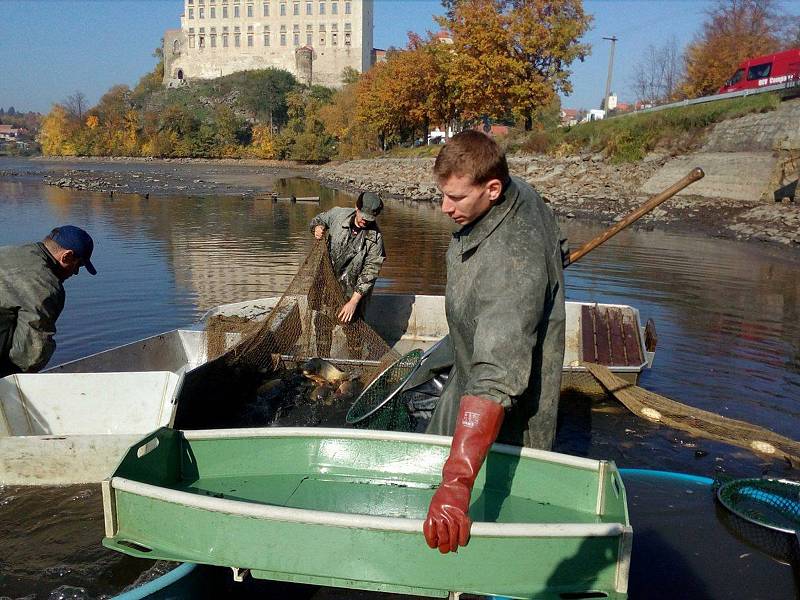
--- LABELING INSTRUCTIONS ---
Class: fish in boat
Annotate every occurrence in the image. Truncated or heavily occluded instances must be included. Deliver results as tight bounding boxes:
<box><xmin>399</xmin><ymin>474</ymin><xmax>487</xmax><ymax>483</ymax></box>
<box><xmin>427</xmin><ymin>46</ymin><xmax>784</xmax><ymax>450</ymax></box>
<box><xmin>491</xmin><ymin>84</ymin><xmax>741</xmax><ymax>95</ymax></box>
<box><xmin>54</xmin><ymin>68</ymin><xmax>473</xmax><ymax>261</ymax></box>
<box><xmin>301</xmin><ymin>358</ymin><xmax>349</xmax><ymax>386</ymax></box>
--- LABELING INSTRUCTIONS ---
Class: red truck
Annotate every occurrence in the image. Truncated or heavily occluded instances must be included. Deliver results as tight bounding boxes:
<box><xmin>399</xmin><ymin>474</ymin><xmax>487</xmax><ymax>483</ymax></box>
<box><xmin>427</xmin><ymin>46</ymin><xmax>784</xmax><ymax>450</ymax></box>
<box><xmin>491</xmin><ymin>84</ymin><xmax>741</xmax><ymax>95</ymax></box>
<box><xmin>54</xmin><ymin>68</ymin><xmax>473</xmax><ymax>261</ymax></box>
<box><xmin>718</xmin><ymin>48</ymin><xmax>800</xmax><ymax>94</ymax></box>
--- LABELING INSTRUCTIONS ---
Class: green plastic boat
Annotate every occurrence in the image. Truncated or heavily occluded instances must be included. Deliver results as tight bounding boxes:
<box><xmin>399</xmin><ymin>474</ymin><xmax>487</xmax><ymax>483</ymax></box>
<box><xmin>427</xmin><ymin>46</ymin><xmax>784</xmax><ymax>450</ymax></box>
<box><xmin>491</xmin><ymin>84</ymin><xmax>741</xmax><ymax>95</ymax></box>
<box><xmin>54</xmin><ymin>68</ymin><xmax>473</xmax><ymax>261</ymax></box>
<box><xmin>102</xmin><ymin>427</ymin><xmax>631</xmax><ymax>599</ymax></box>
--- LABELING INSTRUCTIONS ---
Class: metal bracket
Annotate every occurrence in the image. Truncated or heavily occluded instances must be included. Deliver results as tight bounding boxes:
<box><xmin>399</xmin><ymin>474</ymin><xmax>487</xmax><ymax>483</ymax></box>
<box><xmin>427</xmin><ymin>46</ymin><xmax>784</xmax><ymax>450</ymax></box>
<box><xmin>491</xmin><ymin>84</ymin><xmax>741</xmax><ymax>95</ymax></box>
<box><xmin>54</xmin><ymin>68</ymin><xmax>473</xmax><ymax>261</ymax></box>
<box><xmin>231</xmin><ymin>567</ymin><xmax>251</xmax><ymax>583</ymax></box>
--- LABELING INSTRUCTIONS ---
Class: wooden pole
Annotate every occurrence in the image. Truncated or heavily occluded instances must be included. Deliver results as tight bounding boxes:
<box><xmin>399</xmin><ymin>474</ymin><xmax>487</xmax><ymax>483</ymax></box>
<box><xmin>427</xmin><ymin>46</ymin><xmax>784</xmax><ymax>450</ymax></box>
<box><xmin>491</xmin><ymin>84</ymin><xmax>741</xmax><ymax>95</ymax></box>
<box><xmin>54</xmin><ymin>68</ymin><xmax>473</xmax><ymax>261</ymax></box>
<box><xmin>565</xmin><ymin>167</ymin><xmax>705</xmax><ymax>267</ymax></box>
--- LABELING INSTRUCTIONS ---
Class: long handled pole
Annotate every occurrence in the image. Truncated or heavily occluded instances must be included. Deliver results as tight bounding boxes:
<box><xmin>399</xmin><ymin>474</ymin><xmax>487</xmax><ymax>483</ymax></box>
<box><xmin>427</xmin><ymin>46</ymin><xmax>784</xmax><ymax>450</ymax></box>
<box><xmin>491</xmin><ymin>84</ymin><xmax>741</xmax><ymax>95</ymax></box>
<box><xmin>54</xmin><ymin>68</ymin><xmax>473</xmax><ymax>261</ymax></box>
<box><xmin>564</xmin><ymin>167</ymin><xmax>705</xmax><ymax>267</ymax></box>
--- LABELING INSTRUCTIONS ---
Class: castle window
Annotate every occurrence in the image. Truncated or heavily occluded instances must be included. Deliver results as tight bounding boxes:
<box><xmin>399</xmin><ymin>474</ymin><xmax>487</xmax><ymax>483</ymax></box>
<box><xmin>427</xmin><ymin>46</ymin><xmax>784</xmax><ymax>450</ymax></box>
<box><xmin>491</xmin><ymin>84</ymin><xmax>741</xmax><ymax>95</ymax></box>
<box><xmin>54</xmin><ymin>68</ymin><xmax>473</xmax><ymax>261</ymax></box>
<box><xmin>173</xmin><ymin>39</ymin><xmax>180</xmax><ymax>53</ymax></box>
<box><xmin>234</xmin><ymin>4</ymin><xmax>240</xmax><ymax>17</ymax></box>
<box><xmin>235</xmin><ymin>32</ymin><xmax>241</xmax><ymax>46</ymax></box>
<box><xmin>294</xmin><ymin>33</ymin><xmax>300</xmax><ymax>45</ymax></box>
<box><xmin>331</xmin><ymin>2</ymin><xmax>337</xmax><ymax>15</ymax></box>
<box><xmin>344</xmin><ymin>31</ymin><xmax>350</xmax><ymax>46</ymax></box>
<box><xmin>210</xmin><ymin>6</ymin><xmax>215</xmax><ymax>17</ymax></box>
<box><xmin>319</xmin><ymin>23</ymin><xmax>325</xmax><ymax>31</ymax></box>
<box><xmin>188</xmin><ymin>0</ymin><xmax>193</xmax><ymax>4</ymax></box>
<box><xmin>188</xmin><ymin>7</ymin><xmax>194</xmax><ymax>18</ymax></box>
<box><xmin>281</xmin><ymin>32</ymin><xmax>286</xmax><ymax>45</ymax></box>
<box><xmin>211</xmin><ymin>32</ymin><xmax>217</xmax><ymax>46</ymax></box>
<box><xmin>331</xmin><ymin>23</ymin><xmax>337</xmax><ymax>31</ymax></box>
<box><xmin>344</xmin><ymin>21</ymin><xmax>350</xmax><ymax>30</ymax></box>
<box><xmin>223</xmin><ymin>32</ymin><xmax>229</xmax><ymax>46</ymax></box>
<box><xmin>247</xmin><ymin>4</ymin><xmax>253</xmax><ymax>17</ymax></box>
<box><xmin>280</xmin><ymin>2</ymin><xmax>286</xmax><ymax>16</ymax></box>
<box><xmin>199</xmin><ymin>35</ymin><xmax>205</xmax><ymax>48</ymax></box>
<box><xmin>306</xmin><ymin>2</ymin><xmax>311</xmax><ymax>14</ymax></box>
<box><xmin>306</xmin><ymin>32</ymin><xmax>312</xmax><ymax>45</ymax></box>
<box><xmin>263</xmin><ymin>2</ymin><xmax>269</xmax><ymax>16</ymax></box>
<box><xmin>189</xmin><ymin>35</ymin><xmax>195</xmax><ymax>48</ymax></box>
<box><xmin>223</xmin><ymin>5</ymin><xmax>228</xmax><ymax>17</ymax></box>
<box><xmin>319</xmin><ymin>2</ymin><xmax>325</xmax><ymax>15</ymax></box>
<box><xmin>293</xmin><ymin>3</ymin><xmax>299</xmax><ymax>15</ymax></box>
<box><xmin>199</xmin><ymin>6</ymin><xmax>204</xmax><ymax>18</ymax></box>
<box><xmin>331</xmin><ymin>31</ymin><xmax>337</xmax><ymax>45</ymax></box>
<box><xmin>248</xmin><ymin>34</ymin><xmax>253</xmax><ymax>46</ymax></box>
<box><xmin>264</xmin><ymin>27</ymin><xmax>270</xmax><ymax>46</ymax></box>
<box><xmin>345</xmin><ymin>1</ymin><xmax>350</xmax><ymax>15</ymax></box>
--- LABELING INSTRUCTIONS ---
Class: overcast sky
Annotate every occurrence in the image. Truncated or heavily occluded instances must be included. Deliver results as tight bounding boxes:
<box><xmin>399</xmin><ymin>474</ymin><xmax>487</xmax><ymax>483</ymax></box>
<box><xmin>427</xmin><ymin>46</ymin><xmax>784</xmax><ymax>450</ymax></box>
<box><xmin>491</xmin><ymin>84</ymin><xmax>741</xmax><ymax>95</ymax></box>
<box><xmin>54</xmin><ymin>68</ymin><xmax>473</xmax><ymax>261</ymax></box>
<box><xmin>0</xmin><ymin>0</ymin><xmax>759</xmax><ymax>115</ymax></box>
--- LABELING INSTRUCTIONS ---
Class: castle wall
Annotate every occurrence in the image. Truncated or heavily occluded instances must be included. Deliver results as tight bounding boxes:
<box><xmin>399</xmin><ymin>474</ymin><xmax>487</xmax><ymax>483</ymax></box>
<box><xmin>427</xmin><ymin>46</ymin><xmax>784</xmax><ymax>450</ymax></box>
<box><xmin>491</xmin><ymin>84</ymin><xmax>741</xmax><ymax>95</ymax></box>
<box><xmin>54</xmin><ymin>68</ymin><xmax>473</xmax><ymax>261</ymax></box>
<box><xmin>163</xmin><ymin>0</ymin><xmax>373</xmax><ymax>89</ymax></box>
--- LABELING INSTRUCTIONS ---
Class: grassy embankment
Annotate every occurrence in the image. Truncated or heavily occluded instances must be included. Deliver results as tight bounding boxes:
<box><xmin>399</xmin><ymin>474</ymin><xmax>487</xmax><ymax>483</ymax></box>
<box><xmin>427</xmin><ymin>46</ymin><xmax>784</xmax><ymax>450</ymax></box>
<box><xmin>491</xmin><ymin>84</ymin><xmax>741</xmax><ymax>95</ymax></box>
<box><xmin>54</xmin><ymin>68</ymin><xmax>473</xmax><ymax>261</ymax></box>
<box><xmin>386</xmin><ymin>93</ymin><xmax>782</xmax><ymax>163</ymax></box>
<box><xmin>525</xmin><ymin>92</ymin><xmax>782</xmax><ymax>163</ymax></box>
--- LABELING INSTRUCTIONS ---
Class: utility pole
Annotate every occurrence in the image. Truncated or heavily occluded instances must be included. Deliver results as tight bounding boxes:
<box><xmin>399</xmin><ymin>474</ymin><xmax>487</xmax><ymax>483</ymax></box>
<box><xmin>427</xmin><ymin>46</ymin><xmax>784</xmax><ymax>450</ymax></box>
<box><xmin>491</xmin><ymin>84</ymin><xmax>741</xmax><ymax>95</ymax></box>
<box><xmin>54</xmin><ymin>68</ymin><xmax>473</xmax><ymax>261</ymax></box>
<box><xmin>602</xmin><ymin>36</ymin><xmax>618</xmax><ymax>114</ymax></box>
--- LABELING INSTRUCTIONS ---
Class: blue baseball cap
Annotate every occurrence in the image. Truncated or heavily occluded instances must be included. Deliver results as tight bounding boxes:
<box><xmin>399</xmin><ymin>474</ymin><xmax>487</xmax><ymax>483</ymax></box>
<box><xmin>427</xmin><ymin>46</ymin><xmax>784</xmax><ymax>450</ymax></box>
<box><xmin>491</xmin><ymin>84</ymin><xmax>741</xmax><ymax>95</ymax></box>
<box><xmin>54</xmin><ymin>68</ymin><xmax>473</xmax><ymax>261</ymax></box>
<box><xmin>51</xmin><ymin>225</ymin><xmax>97</xmax><ymax>275</ymax></box>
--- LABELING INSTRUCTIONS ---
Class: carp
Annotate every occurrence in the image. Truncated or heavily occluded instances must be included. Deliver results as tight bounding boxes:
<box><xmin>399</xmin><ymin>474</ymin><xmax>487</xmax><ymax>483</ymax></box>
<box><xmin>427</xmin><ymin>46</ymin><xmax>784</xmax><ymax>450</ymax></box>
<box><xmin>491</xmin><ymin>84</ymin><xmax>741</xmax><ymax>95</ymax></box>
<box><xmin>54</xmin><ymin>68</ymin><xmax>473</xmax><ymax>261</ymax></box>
<box><xmin>301</xmin><ymin>358</ymin><xmax>349</xmax><ymax>386</ymax></box>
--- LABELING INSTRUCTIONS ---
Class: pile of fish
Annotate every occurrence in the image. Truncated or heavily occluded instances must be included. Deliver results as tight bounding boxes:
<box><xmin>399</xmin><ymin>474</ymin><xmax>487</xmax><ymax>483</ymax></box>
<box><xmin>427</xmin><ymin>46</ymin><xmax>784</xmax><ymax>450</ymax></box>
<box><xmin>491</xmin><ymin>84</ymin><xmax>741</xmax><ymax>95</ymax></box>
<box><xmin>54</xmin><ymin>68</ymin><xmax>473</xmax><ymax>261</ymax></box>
<box><xmin>235</xmin><ymin>358</ymin><xmax>365</xmax><ymax>428</ymax></box>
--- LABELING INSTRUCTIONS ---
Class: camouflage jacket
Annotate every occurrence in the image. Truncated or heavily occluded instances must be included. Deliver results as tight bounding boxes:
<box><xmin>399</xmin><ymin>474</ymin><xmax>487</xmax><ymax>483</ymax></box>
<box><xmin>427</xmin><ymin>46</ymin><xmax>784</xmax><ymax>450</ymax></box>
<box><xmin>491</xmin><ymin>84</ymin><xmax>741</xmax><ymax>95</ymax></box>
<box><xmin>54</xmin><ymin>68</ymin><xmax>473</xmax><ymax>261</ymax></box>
<box><xmin>426</xmin><ymin>177</ymin><xmax>566</xmax><ymax>449</ymax></box>
<box><xmin>0</xmin><ymin>243</ymin><xmax>65</xmax><ymax>375</ymax></box>
<box><xmin>309</xmin><ymin>207</ymin><xmax>386</xmax><ymax>298</ymax></box>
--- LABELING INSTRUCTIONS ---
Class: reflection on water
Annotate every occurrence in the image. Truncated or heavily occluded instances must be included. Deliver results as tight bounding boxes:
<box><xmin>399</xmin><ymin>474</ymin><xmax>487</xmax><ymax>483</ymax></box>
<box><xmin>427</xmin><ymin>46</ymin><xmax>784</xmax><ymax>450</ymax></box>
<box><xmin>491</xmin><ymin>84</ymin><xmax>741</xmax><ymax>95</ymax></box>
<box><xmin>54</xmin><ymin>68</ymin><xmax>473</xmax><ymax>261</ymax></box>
<box><xmin>1</xmin><ymin>171</ymin><xmax>799</xmax><ymax>597</ymax></box>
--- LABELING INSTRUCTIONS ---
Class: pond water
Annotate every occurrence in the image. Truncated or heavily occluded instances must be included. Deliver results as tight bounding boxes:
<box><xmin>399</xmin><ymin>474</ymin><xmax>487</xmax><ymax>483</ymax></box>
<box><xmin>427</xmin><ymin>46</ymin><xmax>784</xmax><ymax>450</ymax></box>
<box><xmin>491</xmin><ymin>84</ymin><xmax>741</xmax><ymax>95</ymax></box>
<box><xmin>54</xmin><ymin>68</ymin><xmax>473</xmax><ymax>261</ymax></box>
<box><xmin>1</xmin><ymin>166</ymin><xmax>798</xmax><ymax>598</ymax></box>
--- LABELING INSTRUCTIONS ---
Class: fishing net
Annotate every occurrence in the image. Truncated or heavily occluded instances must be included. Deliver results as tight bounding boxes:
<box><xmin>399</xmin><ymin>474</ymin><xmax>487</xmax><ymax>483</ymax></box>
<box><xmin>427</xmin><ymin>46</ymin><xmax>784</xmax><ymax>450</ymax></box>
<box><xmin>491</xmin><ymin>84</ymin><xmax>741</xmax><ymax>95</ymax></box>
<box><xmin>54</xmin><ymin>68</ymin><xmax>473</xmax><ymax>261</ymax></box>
<box><xmin>346</xmin><ymin>348</ymin><xmax>423</xmax><ymax>431</ymax></box>
<box><xmin>203</xmin><ymin>239</ymin><xmax>400</xmax><ymax>403</ymax></box>
<box><xmin>584</xmin><ymin>362</ymin><xmax>800</xmax><ymax>468</ymax></box>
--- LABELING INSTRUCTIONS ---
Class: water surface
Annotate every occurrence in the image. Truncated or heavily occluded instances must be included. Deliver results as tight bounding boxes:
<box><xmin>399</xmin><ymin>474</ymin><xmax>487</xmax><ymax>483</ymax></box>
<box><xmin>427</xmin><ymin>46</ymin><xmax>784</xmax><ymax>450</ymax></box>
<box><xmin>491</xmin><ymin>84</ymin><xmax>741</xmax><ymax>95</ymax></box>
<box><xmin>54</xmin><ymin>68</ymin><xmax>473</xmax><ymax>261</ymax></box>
<box><xmin>1</xmin><ymin>167</ymin><xmax>798</xmax><ymax>598</ymax></box>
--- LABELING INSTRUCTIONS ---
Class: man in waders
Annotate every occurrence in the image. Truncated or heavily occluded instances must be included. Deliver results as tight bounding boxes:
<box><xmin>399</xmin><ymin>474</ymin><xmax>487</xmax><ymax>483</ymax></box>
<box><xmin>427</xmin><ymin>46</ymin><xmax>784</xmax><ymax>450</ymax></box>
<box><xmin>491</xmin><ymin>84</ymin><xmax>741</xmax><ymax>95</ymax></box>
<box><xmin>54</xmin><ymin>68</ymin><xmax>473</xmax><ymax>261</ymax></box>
<box><xmin>309</xmin><ymin>192</ymin><xmax>386</xmax><ymax>355</ymax></box>
<box><xmin>423</xmin><ymin>131</ymin><xmax>566</xmax><ymax>553</ymax></box>
<box><xmin>0</xmin><ymin>226</ymin><xmax>97</xmax><ymax>377</ymax></box>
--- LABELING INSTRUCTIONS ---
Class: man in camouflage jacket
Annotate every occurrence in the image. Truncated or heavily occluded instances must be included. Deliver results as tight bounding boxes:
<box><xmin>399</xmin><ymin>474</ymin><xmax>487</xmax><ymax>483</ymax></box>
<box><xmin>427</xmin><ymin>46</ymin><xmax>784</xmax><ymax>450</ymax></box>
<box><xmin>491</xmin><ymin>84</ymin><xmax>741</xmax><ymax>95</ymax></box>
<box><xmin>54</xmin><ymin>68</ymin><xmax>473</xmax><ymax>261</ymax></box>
<box><xmin>308</xmin><ymin>192</ymin><xmax>386</xmax><ymax>354</ymax></box>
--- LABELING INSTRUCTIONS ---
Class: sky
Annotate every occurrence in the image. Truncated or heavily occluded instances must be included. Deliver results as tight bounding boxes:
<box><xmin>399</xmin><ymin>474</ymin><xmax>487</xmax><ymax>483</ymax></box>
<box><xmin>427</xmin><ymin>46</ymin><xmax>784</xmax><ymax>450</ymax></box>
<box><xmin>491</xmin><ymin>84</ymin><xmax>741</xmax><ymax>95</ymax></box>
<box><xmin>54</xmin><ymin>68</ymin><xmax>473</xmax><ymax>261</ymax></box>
<box><xmin>0</xmin><ymin>0</ymin><xmax>772</xmax><ymax>115</ymax></box>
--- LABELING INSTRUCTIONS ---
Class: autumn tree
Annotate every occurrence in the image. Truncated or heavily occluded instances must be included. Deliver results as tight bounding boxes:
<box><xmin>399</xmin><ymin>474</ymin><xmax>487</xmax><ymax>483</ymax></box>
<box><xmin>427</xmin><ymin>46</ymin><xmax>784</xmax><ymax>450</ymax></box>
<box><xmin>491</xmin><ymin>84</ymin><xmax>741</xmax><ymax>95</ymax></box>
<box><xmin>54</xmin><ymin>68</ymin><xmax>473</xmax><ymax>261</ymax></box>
<box><xmin>440</xmin><ymin>0</ymin><xmax>591</xmax><ymax>129</ymax></box>
<box><xmin>40</xmin><ymin>105</ymin><xmax>78</xmax><ymax>155</ymax></box>
<box><xmin>682</xmin><ymin>0</ymin><xmax>786</xmax><ymax>97</ymax></box>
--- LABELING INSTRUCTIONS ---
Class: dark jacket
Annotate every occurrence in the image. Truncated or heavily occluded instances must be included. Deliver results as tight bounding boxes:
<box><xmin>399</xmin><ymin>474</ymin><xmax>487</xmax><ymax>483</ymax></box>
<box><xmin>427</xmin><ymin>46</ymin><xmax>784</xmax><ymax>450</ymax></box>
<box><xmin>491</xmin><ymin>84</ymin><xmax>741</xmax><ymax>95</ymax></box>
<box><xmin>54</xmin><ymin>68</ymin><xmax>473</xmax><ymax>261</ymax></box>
<box><xmin>426</xmin><ymin>177</ymin><xmax>566</xmax><ymax>450</ymax></box>
<box><xmin>309</xmin><ymin>207</ymin><xmax>386</xmax><ymax>299</ymax></box>
<box><xmin>0</xmin><ymin>243</ymin><xmax>65</xmax><ymax>376</ymax></box>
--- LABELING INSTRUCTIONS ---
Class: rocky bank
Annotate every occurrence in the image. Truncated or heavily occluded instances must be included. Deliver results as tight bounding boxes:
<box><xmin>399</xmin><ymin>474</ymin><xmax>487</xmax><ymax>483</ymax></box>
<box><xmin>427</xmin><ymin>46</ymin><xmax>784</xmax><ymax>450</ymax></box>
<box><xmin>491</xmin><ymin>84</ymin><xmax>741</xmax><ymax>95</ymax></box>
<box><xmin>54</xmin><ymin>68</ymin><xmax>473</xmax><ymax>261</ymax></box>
<box><xmin>318</xmin><ymin>155</ymin><xmax>800</xmax><ymax>247</ymax></box>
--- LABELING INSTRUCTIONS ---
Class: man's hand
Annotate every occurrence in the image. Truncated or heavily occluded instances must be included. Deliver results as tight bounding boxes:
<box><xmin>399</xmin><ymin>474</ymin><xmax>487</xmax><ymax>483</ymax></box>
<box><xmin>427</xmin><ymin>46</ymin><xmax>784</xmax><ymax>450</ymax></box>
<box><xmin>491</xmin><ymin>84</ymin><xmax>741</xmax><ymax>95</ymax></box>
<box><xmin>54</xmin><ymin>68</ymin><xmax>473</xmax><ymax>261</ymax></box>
<box><xmin>337</xmin><ymin>298</ymin><xmax>359</xmax><ymax>323</ymax></box>
<box><xmin>314</xmin><ymin>225</ymin><xmax>326</xmax><ymax>240</ymax></box>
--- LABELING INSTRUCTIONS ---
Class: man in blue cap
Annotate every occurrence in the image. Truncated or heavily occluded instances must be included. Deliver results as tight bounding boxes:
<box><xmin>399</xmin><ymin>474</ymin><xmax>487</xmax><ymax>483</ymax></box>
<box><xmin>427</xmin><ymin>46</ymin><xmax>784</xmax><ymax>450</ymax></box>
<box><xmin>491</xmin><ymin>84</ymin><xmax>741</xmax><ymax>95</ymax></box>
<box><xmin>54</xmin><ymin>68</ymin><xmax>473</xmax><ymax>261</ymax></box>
<box><xmin>0</xmin><ymin>226</ymin><xmax>97</xmax><ymax>377</ymax></box>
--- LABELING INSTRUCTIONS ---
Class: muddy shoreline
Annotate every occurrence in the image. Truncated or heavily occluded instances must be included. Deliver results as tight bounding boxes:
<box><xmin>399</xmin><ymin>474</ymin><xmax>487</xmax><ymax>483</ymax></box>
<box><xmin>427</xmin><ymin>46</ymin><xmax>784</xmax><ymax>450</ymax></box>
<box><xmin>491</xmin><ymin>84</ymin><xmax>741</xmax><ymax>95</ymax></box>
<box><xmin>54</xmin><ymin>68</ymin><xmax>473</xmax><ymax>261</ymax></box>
<box><xmin>2</xmin><ymin>155</ymin><xmax>799</xmax><ymax>251</ymax></box>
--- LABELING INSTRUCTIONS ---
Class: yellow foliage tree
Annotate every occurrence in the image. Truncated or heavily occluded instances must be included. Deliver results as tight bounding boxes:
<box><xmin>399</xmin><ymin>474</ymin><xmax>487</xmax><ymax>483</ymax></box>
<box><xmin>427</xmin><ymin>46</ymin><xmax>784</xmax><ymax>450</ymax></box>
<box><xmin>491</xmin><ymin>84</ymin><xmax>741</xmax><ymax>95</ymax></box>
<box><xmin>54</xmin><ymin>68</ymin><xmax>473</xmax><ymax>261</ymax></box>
<box><xmin>85</xmin><ymin>115</ymin><xmax>99</xmax><ymax>129</ymax></box>
<box><xmin>682</xmin><ymin>0</ymin><xmax>784</xmax><ymax>98</ymax></box>
<box><xmin>250</xmin><ymin>124</ymin><xmax>276</xmax><ymax>158</ymax></box>
<box><xmin>40</xmin><ymin>105</ymin><xmax>78</xmax><ymax>156</ymax></box>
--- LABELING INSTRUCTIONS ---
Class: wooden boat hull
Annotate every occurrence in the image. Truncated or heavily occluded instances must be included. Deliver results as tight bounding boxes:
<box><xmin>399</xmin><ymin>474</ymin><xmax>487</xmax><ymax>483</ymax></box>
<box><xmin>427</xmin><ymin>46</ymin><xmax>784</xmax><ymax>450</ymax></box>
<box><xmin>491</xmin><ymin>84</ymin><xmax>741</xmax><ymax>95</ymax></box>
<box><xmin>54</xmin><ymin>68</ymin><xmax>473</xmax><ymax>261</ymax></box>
<box><xmin>103</xmin><ymin>427</ymin><xmax>631</xmax><ymax>599</ymax></box>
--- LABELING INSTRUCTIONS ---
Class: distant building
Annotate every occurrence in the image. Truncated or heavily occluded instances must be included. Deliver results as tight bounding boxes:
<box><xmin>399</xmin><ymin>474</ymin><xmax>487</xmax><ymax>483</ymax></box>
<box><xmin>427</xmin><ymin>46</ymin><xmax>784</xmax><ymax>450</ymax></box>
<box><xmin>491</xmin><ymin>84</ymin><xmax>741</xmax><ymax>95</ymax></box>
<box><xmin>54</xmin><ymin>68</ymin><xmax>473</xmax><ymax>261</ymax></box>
<box><xmin>0</xmin><ymin>125</ymin><xmax>24</xmax><ymax>142</ymax></box>
<box><xmin>371</xmin><ymin>47</ymin><xmax>386</xmax><ymax>63</ymax></box>
<box><xmin>163</xmin><ymin>0</ymin><xmax>374</xmax><ymax>89</ymax></box>
<box><xmin>560</xmin><ymin>108</ymin><xmax>578</xmax><ymax>127</ymax></box>
<box><xmin>433</xmin><ymin>30</ymin><xmax>452</xmax><ymax>45</ymax></box>
<box><xmin>581</xmin><ymin>109</ymin><xmax>605</xmax><ymax>123</ymax></box>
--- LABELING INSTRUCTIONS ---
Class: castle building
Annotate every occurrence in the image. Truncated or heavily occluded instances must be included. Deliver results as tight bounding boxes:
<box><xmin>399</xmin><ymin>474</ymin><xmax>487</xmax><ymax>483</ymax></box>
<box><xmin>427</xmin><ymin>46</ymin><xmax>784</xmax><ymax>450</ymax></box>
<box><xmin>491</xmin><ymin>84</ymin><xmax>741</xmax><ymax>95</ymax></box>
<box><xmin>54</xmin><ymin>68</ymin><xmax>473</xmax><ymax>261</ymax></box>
<box><xmin>163</xmin><ymin>0</ymin><xmax>374</xmax><ymax>89</ymax></box>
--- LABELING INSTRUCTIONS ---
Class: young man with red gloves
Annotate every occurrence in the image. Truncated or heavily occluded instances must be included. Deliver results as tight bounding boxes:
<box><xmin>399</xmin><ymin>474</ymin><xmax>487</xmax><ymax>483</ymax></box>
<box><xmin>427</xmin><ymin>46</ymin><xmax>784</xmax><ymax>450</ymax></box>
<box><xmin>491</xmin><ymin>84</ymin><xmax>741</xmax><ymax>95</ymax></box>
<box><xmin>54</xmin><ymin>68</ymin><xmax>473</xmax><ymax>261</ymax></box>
<box><xmin>423</xmin><ymin>130</ymin><xmax>566</xmax><ymax>553</ymax></box>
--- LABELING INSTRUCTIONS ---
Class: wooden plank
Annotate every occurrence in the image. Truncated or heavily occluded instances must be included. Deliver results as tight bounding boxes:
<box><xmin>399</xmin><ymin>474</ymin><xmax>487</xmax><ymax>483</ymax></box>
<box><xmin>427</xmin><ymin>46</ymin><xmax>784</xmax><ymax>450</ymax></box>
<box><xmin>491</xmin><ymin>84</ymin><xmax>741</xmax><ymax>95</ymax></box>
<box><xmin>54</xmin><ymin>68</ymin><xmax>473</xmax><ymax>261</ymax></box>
<box><xmin>621</xmin><ymin>312</ymin><xmax>644</xmax><ymax>366</ymax></box>
<box><xmin>606</xmin><ymin>308</ymin><xmax>627</xmax><ymax>366</ymax></box>
<box><xmin>581</xmin><ymin>305</ymin><xmax>597</xmax><ymax>363</ymax></box>
<box><xmin>593</xmin><ymin>307</ymin><xmax>612</xmax><ymax>365</ymax></box>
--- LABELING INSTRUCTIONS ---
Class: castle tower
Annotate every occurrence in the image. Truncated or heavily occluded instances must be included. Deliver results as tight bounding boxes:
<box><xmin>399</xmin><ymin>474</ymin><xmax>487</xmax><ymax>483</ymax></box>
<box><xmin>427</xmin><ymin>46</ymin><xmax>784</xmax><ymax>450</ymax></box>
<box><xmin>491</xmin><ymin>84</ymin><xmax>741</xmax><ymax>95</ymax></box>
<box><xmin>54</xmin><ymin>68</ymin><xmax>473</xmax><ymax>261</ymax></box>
<box><xmin>163</xmin><ymin>0</ymin><xmax>374</xmax><ymax>89</ymax></box>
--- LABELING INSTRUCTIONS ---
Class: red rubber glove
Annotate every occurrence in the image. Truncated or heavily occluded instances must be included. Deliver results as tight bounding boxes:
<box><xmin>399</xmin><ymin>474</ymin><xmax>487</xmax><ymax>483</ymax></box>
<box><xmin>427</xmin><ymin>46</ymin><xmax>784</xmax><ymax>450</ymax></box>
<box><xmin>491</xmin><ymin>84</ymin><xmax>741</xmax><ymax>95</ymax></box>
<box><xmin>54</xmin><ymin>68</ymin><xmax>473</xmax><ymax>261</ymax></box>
<box><xmin>423</xmin><ymin>395</ymin><xmax>504</xmax><ymax>553</ymax></box>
